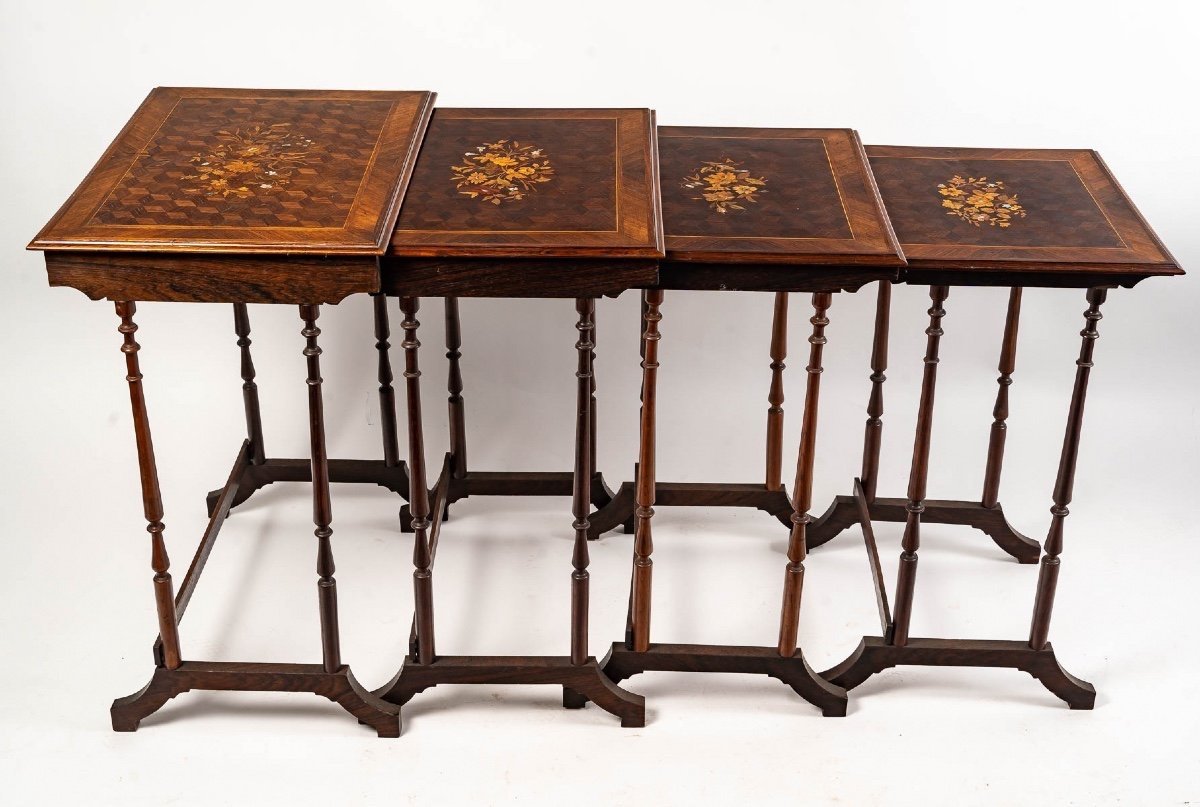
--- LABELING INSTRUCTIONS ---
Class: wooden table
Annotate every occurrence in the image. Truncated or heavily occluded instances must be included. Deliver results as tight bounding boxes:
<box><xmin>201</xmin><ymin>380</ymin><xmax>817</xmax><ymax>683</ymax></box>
<box><xmin>585</xmin><ymin>127</ymin><xmax>905</xmax><ymax>715</ymax></box>
<box><xmin>368</xmin><ymin>107</ymin><xmax>663</xmax><ymax>727</ymax></box>
<box><xmin>31</xmin><ymin>88</ymin><xmax>1184</xmax><ymax>733</ymax></box>
<box><xmin>812</xmin><ymin>146</ymin><xmax>1181</xmax><ymax>707</ymax></box>
<box><xmin>29</xmin><ymin>87</ymin><xmax>436</xmax><ymax>736</ymax></box>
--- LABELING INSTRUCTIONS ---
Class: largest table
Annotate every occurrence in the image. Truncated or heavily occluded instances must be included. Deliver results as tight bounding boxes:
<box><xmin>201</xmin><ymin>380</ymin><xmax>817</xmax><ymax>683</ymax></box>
<box><xmin>29</xmin><ymin>87</ymin><xmax>438</xmax><ymax>736</ymax></box>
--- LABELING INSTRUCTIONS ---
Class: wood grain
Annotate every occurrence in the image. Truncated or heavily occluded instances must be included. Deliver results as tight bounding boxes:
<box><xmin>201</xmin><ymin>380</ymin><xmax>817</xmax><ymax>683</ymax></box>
<box><xmin>867</xmin><ymin>145</ymin><xmax>1181</xmax><ymax>276</ymax></box>
<box><xmin>30</xmin><ymin>87</ymin><xmax>434</xmax><ymax>254</ymax></box>
<box><xmin>658</xmin><ymin>127</ymin><xmax>903</xmax><ymax>266</ymax></box>
<box><xmin>380</xmin><ymin>257</ymin><xmax>655</xmax><ymax>299</ymax></box>
<box><xmin>45</xmin><ymin>251</ymin><xmax>378</xmax><ymax>304</ymax></box>
<box><xmin>391</xmin><ymin>108</ymin><xmax>663</xmax><ymax>259</ymax></box>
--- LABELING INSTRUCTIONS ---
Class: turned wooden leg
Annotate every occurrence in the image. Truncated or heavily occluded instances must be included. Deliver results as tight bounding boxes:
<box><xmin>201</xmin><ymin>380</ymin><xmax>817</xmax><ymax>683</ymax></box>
<box><xmin>590</xmin><ymin>314</ymin><xmax>599</xmax><ymax>484</ymax></box>
<box><xmin>765</xmin><ymin>292</ymin><xmax>788</xmax><ymax>491</ymax></box>
<box><xmin>982</xmin><ymin>287</ymin><xmax>1022</xmax><ymax>508</ymax></box>
<box><xmin>114</xmin><ymin>302</ymin><xmax>182</xmax><ymax>670</ymax></box>
<box><xmin>373</xmin><ymin>294</ymin><xmax>402</xmax><ymax>469</ymax></box>
<box><xmin>232</xmin><ymin>303</ymin><xmax>266</xmax><ymax>465</ymax></box>
<box><xmin>571</xmin><ymin>298</ymin><xmax>598</xmax><ymax>665</ymax></box>
<box><xmin>861</xmin><ymin>281</ymin><xmax>891</xmax><ymax>503</ymax></box>
<box><xmin>630</xmin><ymin>290</ymin><xmax>663</xmax><ymax>653</ymax></box>
<box><xmin>1030</xmin><ymin>288</ymin><xmax>1107</xmax><ymax>649</ymax></box>
<box><xmin>891</xmin><ymin>286</ymin><xmax>949</xmax><ymax>647</ymax></box>
<box><xmin>777</xmin><ymin>293</ymin><xmax>831</xmax><ymax>656</ymax></box>
<box><xmin>806</xmin><ymin>281</ymin><xmax>889</xmax><ymax>551</ymax></box>
<box><xmin>401</xmin><ymin>297</ymin><xmax>436</xmax><ymax>664</ymax></box>
<box><xmin>299</xmin><ymin>305</ymin><xmax>342</xmax><ymax>673</ymax></box>
<box><xmin>445</xmin><ymin>296</ymin><xmax>467</xmax><ymax>480</ymax></box>
<box><xmin>618</xmin><ymin>294</ymin><xmax>655</xmax><ymax>646</ymax></box>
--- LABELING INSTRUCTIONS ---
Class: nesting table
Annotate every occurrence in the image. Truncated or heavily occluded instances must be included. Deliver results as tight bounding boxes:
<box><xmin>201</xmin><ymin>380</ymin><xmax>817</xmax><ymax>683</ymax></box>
<box><xmin>30</xmin><ymin>87</ymin><xmax>438</xmax><ymax>736</ymax></box>
<box><xmin>812</xmin><ymin>146</ymin><xmax>1181</xmax><ymax>706</ymax></box>
<box><xmin>30</xmin><ymin>87</ymin><xmax>1182</xmax><ymax>735</ymax></box>
<box><xmin>366</xmin><ymin>107</ymin><xmax>663</xmax><ymax>728</ymax></box>
<box><xmin>588</xmin><ymin>127</ymin><xmax>903</xmax><ymax>715</ymax></box>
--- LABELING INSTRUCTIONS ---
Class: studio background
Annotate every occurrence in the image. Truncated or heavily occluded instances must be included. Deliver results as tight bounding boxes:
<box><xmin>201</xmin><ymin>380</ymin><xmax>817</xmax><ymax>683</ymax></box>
<box><xmin>1</xmin><ymin>1</ymin><xmax>1196</xmax><ymax>804</ymax></box>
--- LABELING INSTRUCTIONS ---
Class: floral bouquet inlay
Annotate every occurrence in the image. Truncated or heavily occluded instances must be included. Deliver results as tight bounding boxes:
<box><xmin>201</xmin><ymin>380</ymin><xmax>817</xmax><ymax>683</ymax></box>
<box><xmin>181</xmin><ymin>124</ymin><xmax>313</xmax><ymax>200</ymax></box>
<box><xmin>451</xmin><ymin>140</ymin><xmax>554</xmax><ymax>205</ymax></box>
<box><xmin>937</xmin><ymin>175</ymin><xmax>1026</xmax><ymax>228</ymax></box>
<box><xmin>682</xmin><ymin>157</ymin><xmax>767</xmax><ymax>214</ymax></box>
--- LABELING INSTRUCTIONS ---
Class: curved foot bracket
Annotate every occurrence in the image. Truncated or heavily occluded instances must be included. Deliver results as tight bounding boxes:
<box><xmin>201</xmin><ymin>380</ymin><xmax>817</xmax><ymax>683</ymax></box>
<box><xmin>206</xmin><ymin>458</ymin><xmax>411</xmax><ymax>517</ymax></box>
<box><xmin>808</xmin><ymin>495</ymin><xmax>1040</xmax><ymax>563</ymax></box>
<box><xmin>110</xmin><ymin>661</ymin><xmax>401</xmax><ymax>736</ymax></box>
<box><xmin>587</xmin><ymin>641</ymin><xmax>846</xmax><ymax>717</ymax></box>
<box><xmin>822</xmin><ymin>636</ymin><xmax>1095</xmax><ymax>709</ymax></box>
<box><xmin>588</xmin><ymin>482</ymin><xmax>636</xmax><ymax>539</ymax></box>
<box><xmin>807</xmin><ymin>496</ymin><xmax>860</xmax><ymax>550</ymax></box>
<box><xmin>374</xmin><ymin>655</ymin><xmax>645</xmax><ymax>728</ymax></box>
<box><xmin>400</xmin><ymin>470</ymin><xmax>616</xmax><ymax>533</ymax></box>
<box><xmin>588</xmin><ymin>481</ymin><xmax>794</xmax><ymax>540</ymax></box>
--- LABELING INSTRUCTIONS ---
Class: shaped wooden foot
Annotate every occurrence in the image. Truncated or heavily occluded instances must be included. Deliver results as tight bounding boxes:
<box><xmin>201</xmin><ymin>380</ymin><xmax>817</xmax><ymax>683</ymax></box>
<box><xmin>111</xmin><ymin>661</ymin><xmax>402</xmax><ymax>736</ymax></box>
<box><xmin>821</xmin><ymin>636</ymin><xmax>1095</xmax><ymax>709</ymax></box>
<box><xmin>373</xmin><ymin>656</ymin><xmax>645</xmax><ymax>727</ymax></box>
<box><xmin>206</xmin><ymin>458</ymin><xmax>412</xmax><ymax>516</ymax></box>
<box><xmin>591</xmin><ymin>642</ymin><xmax>847</xmax><ymax>717</ymax></box>
<box><xmin>807</xmin><ymin>495</ymin><xmax>1040</xmax><ymax>563</ymax></box>
<box><xmin>398</xmin><ymin>470</ymin><xmax>616</xmax><ymax>532</ymax></box>
<box><xmin>587</xmin><ymin>479</ymin><xmax>794</xmax><ymax>540</ymax></box>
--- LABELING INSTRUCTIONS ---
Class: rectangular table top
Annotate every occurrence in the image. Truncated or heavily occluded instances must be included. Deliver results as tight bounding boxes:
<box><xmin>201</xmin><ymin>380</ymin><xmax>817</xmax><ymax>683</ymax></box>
<box><xmin>29</xmin><ymin>87</ymin><xmax>435</xmax><ymax>255</ymax></box>
<box><xmin>657</xmin><ymin>127</ymin><xmax>903</xmax><ymax>268</ymax></box>
<box><xmin>27</xmin><ymin>89</ymin><xmax>1182</xmax><ymax>302</ymax></box>
<box><xmin>389</xmin><ymin>108</ymin><xmax>664</xmax><ymax>260</ymax></box>
<box><xmin>866</xmin><ymin>145</ymin><xmax>1181</xmax><ymax>279</ymax></box>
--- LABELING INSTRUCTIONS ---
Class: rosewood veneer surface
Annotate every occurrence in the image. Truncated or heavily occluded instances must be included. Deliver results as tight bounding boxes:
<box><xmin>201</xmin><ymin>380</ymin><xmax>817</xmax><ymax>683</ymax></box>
<box><xmin>866</xmin><ymin>145</ymin><xmax>1180</xmax><ymax>285</ymax></box>
<box><xmin>30</xmin><ymin>87</ymin><xmax>435</xmax><ymax>303</ymax></box>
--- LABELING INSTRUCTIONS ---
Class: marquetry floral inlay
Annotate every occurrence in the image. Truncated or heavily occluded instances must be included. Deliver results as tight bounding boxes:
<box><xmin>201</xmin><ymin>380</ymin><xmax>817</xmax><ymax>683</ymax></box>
<box><xmin>181</xmin><ymin>124</ymin><xmax>313</xmax><ymax>200</ymax></box>
<box><xmin>451</xmin><ymin>140</ymin><xmax>554</xmax><ymax>205</ymax></box>
<box><xmin>937</xmin><ymin>175</ymin><xmax>1026</xmax><ymax>228</ymax></box>
<box><xmin>682</xmin><ymin>157</ymin><xmax>767</xmax><ymax>214</ymax></box>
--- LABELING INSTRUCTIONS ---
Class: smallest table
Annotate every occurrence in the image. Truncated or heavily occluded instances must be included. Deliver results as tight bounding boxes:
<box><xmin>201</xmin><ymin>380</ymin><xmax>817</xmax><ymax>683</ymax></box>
<box><xmin>817</xmin><ymin>146</ymin><xmax>1181</xmax><ymax>707</ymax></box>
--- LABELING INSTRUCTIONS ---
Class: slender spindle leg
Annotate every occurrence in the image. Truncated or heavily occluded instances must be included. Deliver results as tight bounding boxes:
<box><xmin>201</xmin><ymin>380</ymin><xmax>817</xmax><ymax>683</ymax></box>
<box><xmin>373</xmin><ymin>294</ymin><xmax>401</xmax><ymax>469</ymax></box>
<box><xmin>1030</xmin><ymin>288</ymin><xmax>1106</xmax><ymax>650</ymax></box>
<box><xmin>629</xmin><ymin>290</ymin><xmax>664</xmax><ymax>653</ymax></box>
<box><xmin>233</xmin><ymin>303</ymin><xmax>266</xmax><ymax>465</ymax></box>
<box><xmin>590</xmin><ymin>316</ymin><xmax>599</xmax><ymax>483</ymax></box>
<box><xmin>571</xmin><ymin>298</ymin><xmax>598</xmax><ymax>665</ymax></box>
<box><xmin>765</xmin><ymin>292</ymin><xmax>788</xmax><ymax>491</ymax></box>
<box><xmin>777</xmin><ymin>293</ymin><xmax>832</xmax><ymax>656</ymax></box>
<box><xmin>890</xmin><ymin>286</ymin><xmax>949</xmax><ymax>647</ymax></box>
<box><xmin>981</xmin><ymin>287</ymin><xmax>1023</xmax><ymax>508</ymax></box>
<box><xmin>620</xmin><ymin>294</ymin><xmax>655</xmax><ymax>643</ymax></box>
<box><xmin>623</xmin><ymin>292</ymin><xmax>653</xmax><ymax>536</ymax></box>
<box><xmin>401</xmin><ymin>297</ymin><xmax>436</xmax><ymax>664</ymax></box>
<box><xmin>861</xmin><ymin>281</ymin><xmax>891</xmax><ymax>503</ymax></box>
<box><xmin>115</xmin><ymin>302</ymin><xmax>182</xmax><ymax>670</ymax></box>
<box><xmin>445</xmin><ymin>296</ymin><xmax>467</xmax><ymax>480</ymax></box>
<box><xmin>299</xmin><ymin>305</ymin><xmax>342</xmax><ymax>673</ymax></box>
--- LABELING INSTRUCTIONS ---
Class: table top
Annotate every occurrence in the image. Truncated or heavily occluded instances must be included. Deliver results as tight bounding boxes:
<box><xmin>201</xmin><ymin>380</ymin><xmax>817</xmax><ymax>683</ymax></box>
<box><xmin>389</xmin><ymin>108</ymin><xmax>664</xmax><ymax>260</ymax></box>
<box><xmin>657</xmin><ymin>127</ymin><xmax>903</xmax><ymax>268</ymax></box>
<box><xmin>29</xmin><ymin>87</ymin><xmax>435</xmax><ymax>255</ymax></box>
<box><xmin>866</xmin><ymin>146</ymin><xmax>1181</xmax><ymax>279</ymax></box>
<box><xmin>28</xmin><ymin>90</ymin><xmax>1182</xmax><ymax>302</ymax></box>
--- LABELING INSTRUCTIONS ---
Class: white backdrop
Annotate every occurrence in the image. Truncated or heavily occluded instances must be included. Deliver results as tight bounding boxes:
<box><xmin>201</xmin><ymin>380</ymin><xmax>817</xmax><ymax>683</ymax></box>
<box><xmin>2</xmin><ymin>1</ymin><xmax>1198</xmax><ymax>804</ymax></box>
